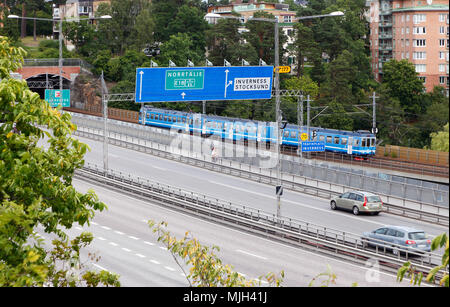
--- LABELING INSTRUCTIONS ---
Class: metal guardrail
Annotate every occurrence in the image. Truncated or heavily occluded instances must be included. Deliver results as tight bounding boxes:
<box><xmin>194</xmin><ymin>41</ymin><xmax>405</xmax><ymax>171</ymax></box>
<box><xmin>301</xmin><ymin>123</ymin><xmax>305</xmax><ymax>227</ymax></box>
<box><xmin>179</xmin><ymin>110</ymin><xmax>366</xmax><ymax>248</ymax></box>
<box><xmin>75</xmin><ymin>164</ymin><xmax>447</xmax><ymax>284</ymax></box>
<box><xmin>68</xmin><ymin>111</ymin><xmax>449</xmax><ymax>208</ymax></box>
<box><xmin>71</xmin><ymin>121</ymin><xmax>449</xmax><ymax>226</ymax></box>
<box><xmin>23</xmin><ymin>58</ymin><xmax>94</xmax><ymax>71</ymax></box>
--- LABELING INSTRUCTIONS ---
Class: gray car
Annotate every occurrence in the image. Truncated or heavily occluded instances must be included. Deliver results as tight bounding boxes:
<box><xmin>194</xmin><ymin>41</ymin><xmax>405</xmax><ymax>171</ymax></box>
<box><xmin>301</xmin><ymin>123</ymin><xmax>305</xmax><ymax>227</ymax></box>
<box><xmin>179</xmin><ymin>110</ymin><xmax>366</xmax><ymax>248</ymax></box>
<box><xmin>362</xmin><ymin>226</ymin><xmax>431</xmax><ymax>255</ymax></box>
<box><xmin>330</xmin><ymin>191</ymin><xmax>383</xmax><ymax>215</ymax></box>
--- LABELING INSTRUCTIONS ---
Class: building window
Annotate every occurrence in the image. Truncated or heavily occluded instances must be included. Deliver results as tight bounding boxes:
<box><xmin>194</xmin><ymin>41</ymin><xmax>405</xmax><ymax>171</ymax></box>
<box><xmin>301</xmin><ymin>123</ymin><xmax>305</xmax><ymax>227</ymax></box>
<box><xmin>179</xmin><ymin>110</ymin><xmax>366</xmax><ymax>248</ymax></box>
<box><xmin>413</xmin><ymin>39</ymin><xmax>426</xmax><ymax>47</ymax></box>
<box><xmin>284</xmin><ymin>16</ymin><xmax>292</xmax><ymax>23</ymax></box>
<box><xmin>413</xmin><ymin>26</ymin><xmax>426</xmax><ymax>34</ymax></box>
<box><xmin>415</xmin><ymin>64</ymin><xmax>426</xmax><ymax>73</ymax></box>
<box><xmin>439</xmin><ymin>51</ymin><xmax>448</xmax><ymax>60</ymax></box>
<box><xmin>440</xmin><ymin>26</ymin><xmax>445</xmax><ymax>34</ymax></box>
<box><xmin>439</xmin><ymin>76</ymin><xmax>446</xmax><ymax>84</ymax></box>
<box><xmin>439</xmin><ymin>64</ymin><xmax>449</xmax><ymax>73</ymax></box>
<box><xmin>439</xmin><ymin>39</ymin><xmax>446</xmax><ymax>47</ymax></box>
<box><xmin>439</xmin><ymin>14</ymin><xmax>449</xmax><ymax>23</ymax></box>
<box><xmin>419</xmin><ymin>76</ymin><xmax>426</xmax><ymax>84</ymax></box>
<box><xmin>413</xmin><ymin>14</ymin><xmax>426</xmax><ymax>24</ymax></box>
<box><xmin>413</xmin><ymin>52</ymin><xmax>426</xmax><ymax>60</ymax></box>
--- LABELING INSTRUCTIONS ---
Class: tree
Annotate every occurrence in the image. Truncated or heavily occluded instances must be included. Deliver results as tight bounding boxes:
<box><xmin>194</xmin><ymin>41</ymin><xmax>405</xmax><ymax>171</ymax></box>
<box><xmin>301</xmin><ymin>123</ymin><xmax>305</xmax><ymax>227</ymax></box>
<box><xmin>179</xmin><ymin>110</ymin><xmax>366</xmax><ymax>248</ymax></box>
<box><xmin>0</xmin><ymin>36</ymin><xmax>119</xmax><ymax>286</ymax></box>
<box><xmin>381</xmin><ymin>59</ymin><xmax>426</xmax><ymax>120</ymax></box>
<box><xmin>429</xmin><ymin>123</ymin><xmax>449</xmax><ymax>152</ymax></box>
<box><xmin>166</xmin><ymin>4</ymin><xmax>209</xmax><ymax>56</ymax></box>
<box><xmin>157</xmin><ymin>32</ymin><xmax>204</xmax><ymax>67</ymax></box>
<box><xmin>206</xmin><ymin>17</ymin><xmax>258</xmax><ymax>66</ymax></box>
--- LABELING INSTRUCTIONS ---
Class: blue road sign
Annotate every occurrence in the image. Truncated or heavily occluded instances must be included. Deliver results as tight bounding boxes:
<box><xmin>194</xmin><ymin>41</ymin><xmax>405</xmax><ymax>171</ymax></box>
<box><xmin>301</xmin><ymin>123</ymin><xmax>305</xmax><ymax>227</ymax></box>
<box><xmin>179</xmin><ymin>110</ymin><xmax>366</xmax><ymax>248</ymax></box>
<box><xmin>135</xmin><ymin>66</ymin><xmax>273</xmax><ymax>103</ymax></box>
<box><xmin>301</xmin><ymin>141</ymin><xmax>325</xmax><ymax>152</ymax></box>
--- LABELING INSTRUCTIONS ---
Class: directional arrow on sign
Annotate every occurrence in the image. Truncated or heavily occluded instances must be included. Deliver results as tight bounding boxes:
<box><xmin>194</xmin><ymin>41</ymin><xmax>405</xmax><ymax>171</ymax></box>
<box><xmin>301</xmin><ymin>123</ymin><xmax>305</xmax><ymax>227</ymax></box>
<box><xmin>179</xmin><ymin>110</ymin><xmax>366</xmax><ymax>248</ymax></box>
<box><xmin>181</xmin><ymin>92</ymin><xmax>186</xmax><ymax>99</ymax></box>
<box><xmin>224</xmin><ymin>69</ymin><xmax>233</xmax><ymax>98</ymax></box>
<box><xmin>139</xmin><ymin>71</ymin><xmax>144</xmax><ymax>100</ymax></box>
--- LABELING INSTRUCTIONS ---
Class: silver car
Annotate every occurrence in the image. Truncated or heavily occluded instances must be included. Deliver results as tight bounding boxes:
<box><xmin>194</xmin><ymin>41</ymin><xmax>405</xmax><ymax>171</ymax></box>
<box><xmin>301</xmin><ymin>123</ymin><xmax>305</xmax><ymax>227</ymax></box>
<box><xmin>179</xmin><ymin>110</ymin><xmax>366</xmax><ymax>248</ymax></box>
<box><xmin>362</xmin><ymin>226</ymin><xmax>431</xmax><ymax>255</ymax></box>
<box><xmin>330</xmin><ymin>191</ymin><xmax>383</xmax><ymax>215</ymax></box>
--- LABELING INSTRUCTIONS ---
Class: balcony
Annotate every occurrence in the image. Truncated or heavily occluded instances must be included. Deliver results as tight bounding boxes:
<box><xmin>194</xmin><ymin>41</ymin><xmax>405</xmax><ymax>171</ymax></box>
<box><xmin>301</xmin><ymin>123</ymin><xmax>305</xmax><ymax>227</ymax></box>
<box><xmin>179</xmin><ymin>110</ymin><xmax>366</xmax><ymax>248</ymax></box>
<box><xmin>379</xmin><ymin>33</ymin><xmax>393</xmax><ymax>39</ymax></box>
<box><xmin>379</xmin><ymin>22</ymin><xmax>392</xmax><ymax>27</ymax></box>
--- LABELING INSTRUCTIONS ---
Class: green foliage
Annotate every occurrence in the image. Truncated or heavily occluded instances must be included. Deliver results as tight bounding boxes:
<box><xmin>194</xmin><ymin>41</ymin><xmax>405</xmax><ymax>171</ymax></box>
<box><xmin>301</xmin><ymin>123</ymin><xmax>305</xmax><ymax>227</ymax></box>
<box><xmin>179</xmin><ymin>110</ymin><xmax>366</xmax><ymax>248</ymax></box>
<box><xmin>148</xmin><ymin>220</ymin><xmax>284</xmax><ymax>287</ymax></box>
<box><xmin>0</xmin><ymin>36</ymin><xmax>119</xmax><ymax>287</ymax></box>
<box><xmin>382</xmin><ymin>59</ymin><xmax>426</xmax><ymax>119</ymax></box>
<box><xmin>157</xmin><ymin>33</ymin><xmax>205</xmax><ymax>67</ymax></box>
<box><xmin>397</xmin><ymin>233</ymin><xmax>449</xmax><ymax>287</ymax></box>
<box><xmin>429</xmin><ymin>123</ymin><xmax>449</xmax><ymax>152</ymax></box>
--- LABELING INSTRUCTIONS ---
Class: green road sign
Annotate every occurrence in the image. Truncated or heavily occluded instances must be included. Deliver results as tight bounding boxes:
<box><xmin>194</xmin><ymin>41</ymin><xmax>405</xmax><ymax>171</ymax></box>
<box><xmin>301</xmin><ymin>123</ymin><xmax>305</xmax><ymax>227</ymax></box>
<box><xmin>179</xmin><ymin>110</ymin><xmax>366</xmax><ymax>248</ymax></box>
<box><xmin>165</xmin><ymin>69</ymin><xmax>205</xmax><ymax>90</ymax></box>
<box><xmin>45</xmin><ymin>89</ymin><xmax>70</xmax><ymax>107</ymax></box>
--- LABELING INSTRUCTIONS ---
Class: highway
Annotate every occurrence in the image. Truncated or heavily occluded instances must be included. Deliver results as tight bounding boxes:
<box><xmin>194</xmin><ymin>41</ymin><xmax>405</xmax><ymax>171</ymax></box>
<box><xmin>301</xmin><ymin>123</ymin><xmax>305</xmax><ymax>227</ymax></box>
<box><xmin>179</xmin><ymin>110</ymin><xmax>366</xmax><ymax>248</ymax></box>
<box><xmin>34</xmin><ymin>132</ymin><xmax>447</xmax><ymax>286</ymax></box>
<box><xmin>38</xmin><ymin>177</ymin><xmax>417</xmax><ymax>287</ymax></box>
<box><xmin>75</xmin><ymin>134</ymin><xmax>447</xmax><ymax>239</ymax></box>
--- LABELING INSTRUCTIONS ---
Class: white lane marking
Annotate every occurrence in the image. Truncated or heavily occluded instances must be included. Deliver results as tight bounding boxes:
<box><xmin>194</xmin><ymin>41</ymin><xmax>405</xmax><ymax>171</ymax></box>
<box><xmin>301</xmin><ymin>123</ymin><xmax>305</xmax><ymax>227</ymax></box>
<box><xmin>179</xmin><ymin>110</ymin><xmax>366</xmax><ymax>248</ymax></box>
<box><xmin>128</xmin><ymin>236</ymin><xmax>139</xmax><ymax>240</ymax></box>
<box><xmin>114</xmin><ymin>231</ymin><xmax>125</xmax><ymax>235</ymax></box>
<box><xmin>73</xmin><ymin>177</ymin><xmax>437</xmax><ymax>286</ymax></box>
<box><xmin>109</xmin><ymin>242</ymin><xmax>118</xmax><ymax>247</ymax></box>
<box><xmin>236</xmin><ymin>249</ymin><xmax>268</xmax><ymax>260</ymax></box>
<box><xmin>122</xmin><ymin>248</ymin><xmax>131</xmax><ymax>252</ymax></box>
<box><xmin>101</xmin><ymin>226</ymin><xmax>111</xmax><ymax>230</ymax></box>
<box><xmin>209</xmin><ymin>180</ymin><xmax>387</xmax><ymax>227</ymax></box>
<box><xmin>93</xmin><ymin>263</ymin><xmax>109</xmax><ymax>271</ymax></box>
<box><xmin>97</xmin><ymin>237</ymin><xmax>106</xmax><ymax>241</ymax></box>
<box><xmin>151</xmin><ymin>166</ymin><xmax>167</xmax><ymax>171</ymax></box>
<box><xmin>144</xmin><ymin>241</ymin><xmax>155</xmax><ymax>246</ymax></box>
<box><xmin>159</xmin><ymin>246</ymin><xmax>167</xmax><ymax>251</ymax></box>
<box><xmin>135</xmin><ymin>253</ymin><xmax>146</xmax><ymax>258</ymax></box>
<box><xmin>164</xmin><ymin>266</ymin><xmax>176</xmax><ymax>271</ymax></box>
<box><xmin>75</xmin><ymin>226</ymin><xmax>83</xmax><ymax>231</ymax></box>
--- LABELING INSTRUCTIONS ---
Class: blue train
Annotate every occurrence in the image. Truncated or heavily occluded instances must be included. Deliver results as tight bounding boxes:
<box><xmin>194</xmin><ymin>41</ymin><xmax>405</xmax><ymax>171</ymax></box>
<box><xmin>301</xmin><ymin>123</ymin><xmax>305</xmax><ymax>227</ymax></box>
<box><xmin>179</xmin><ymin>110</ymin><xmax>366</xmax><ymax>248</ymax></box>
<box><xmin>139</xmin><ymin>106</ymin><xmax>376</xmax><ymax>156</ymax></box>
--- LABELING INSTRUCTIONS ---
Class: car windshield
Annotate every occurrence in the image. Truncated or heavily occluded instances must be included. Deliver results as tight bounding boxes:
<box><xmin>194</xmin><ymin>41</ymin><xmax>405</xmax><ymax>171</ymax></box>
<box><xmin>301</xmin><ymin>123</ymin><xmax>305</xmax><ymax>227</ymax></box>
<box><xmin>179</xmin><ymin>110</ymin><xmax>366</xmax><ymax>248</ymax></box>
<box><xmin>408</xmin><ymin>232</ymin><xmax>427</xmax><ymax>240</ymax></box>
<box><xmin>367</xmin><ymin>196</ymin><xmax>381</xmax><ymax>202</ymax></box>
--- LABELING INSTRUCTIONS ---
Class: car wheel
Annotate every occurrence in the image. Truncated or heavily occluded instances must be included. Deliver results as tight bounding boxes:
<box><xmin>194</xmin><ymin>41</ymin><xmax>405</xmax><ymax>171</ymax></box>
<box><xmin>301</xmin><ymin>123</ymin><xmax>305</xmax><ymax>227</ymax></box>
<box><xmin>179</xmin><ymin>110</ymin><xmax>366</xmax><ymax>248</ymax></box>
<box><xmin>352</xmin><ymin>206</ymin><xmax>360</xmax><ymax>215</ymax></box>
<box><xmin>330</xmin><ymin>201</ymin><xmax>337</xmax><ymax>210</ymax></box>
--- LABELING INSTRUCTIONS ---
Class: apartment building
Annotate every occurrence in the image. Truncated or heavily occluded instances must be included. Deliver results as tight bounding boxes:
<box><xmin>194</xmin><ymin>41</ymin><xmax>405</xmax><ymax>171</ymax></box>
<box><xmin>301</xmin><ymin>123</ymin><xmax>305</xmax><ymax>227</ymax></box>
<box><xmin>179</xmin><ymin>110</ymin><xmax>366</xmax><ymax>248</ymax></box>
<box><xmin>206</xmin><ymin>0</ymin><xmax>299</xmax><ymax>66</ymax></box>
<box><xmin>368</xmin><ymin>0</ymin><xmax>449</xmax><ymax>95</ymax></box>
<box><xmin>52</xmin><ymin>0</ymin><xmax>110</xmax><ymax>35</ymax></box>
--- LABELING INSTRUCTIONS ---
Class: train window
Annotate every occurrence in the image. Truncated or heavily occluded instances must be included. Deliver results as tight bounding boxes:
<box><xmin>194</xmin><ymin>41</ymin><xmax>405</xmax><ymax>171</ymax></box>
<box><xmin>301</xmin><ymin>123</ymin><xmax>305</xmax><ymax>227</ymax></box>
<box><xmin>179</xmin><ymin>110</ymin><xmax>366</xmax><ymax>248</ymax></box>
<box><xmin>164</xmin><ymin>116</ymin><xmax>168</xmax><ymax>121</ymax></box>
<box><xmin>146</xmin><ymin>113</ymin><xmax>150</xmax><ymax>119</ymax></box>
<box><xmin>362</xmin><ymin>138</ymin><xmax>366</xmax><ymax>147</ymax></box>
<box><xmin>319</xmin><ymin>135</ymin><xmax>325</xmax><ymax>142</ymax></box>
<box><xmin>182</xmin><ymin>117</ymin><xmax>186</xmax><ymax>123</ymax></box>
<box><xmin>334</xmin><ymin>137</ymin><xmax>340</xmax><ymax>144</ymax></box>
<box><xmin>354</xmin><ymin>139</ymin><xmax>359</xmax><ymax>146</ymax></box>
<box><xmin>371</xmin><ymin>138</ymin><xmax>375</xmax><ymax>147</ymax></box>
<box><xmin>151</xmin><ymin>114</ymin><xmax>154</xmax><ymax>120</ymax></box>
<box><xmin>284</xmin><ymin>130</ymin><xmax>290</xmax><ymax>138</ymax></box>
<box><xmin>291</xmin><ymin>131</ymin><xmax>297</xmax><ymax>138</ymax></box>
<box><xmin>159</xmin><ymin>114</ymin><xmax>162</xmax><ymax>120</ymax></box>
<box><xmin>326</xmin><ymin>136</ymin><xmax>332</xmax><ymax>143</ymax></box>
<box><xmin>189</xmin><ymin>118</ymin><xmax>193</xmax><ymax>125</ymax></box>
<box><xmin>218</xmin><ymin>123</ymin><xmax>222</xmax><ymax>130</ymax></box>
<box><xmin>341</xmin><ymin>138</ymin><xmax>347</xmax><ymax>145</ymax></box>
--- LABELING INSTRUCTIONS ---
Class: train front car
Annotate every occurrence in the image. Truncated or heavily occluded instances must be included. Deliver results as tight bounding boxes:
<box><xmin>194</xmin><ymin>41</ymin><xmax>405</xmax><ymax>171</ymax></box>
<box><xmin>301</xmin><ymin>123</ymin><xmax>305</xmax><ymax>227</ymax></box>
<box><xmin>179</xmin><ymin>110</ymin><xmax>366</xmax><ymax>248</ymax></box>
<box><xmin>353</xmin><ymin>130</ymin><xmax>377</xmax><ymax>157</ymax></box>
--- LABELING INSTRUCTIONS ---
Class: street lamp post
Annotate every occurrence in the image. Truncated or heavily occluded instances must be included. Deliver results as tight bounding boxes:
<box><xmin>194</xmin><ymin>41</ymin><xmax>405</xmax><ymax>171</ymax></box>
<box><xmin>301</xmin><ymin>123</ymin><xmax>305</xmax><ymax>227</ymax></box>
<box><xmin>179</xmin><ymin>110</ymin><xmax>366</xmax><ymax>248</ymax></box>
<box><xmin>206</xmin><ymin>11</ymin><xmax>344</xmax><ymax>221</ymax></box>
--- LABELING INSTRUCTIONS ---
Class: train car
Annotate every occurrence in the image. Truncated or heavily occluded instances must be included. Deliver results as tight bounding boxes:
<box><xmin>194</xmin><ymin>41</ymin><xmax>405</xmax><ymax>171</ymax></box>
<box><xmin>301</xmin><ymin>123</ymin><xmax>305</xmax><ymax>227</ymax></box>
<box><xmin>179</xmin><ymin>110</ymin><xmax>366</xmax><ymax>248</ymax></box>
<box><xmin>139</xmin><ymin>106</ymin><xmax>376</xmax><ymax>157</ymax></box>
